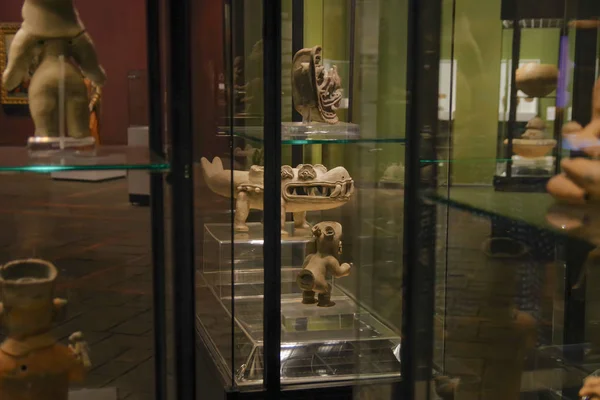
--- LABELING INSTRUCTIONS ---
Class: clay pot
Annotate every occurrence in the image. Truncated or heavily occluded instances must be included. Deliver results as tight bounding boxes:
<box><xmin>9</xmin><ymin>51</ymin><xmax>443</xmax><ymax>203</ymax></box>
<box><xmin>503</xmin><ymin>138</ymin><xmax>556</xmax><ymax>158</ymax></box>
<box><xmin>515</xmin><ymin>63</ymin><xmax>559</xmax><ymax>98</ymax></box>
<box><xmin>526</xmin><ymin>117</ymin><xmax>546</xmax><ymax>130</ymax></box>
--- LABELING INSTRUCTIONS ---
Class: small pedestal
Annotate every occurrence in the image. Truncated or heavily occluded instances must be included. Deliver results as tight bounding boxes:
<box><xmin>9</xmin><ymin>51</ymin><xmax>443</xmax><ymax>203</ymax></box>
<box><xmin>281</xmin><ymin>121</ymin><xmax>360</xmax><ymax>138</ymax></box>
<box><xmin>28</xmin><ymin>136</ymin><xmax>96</xmax><ymax>155</ymax></box>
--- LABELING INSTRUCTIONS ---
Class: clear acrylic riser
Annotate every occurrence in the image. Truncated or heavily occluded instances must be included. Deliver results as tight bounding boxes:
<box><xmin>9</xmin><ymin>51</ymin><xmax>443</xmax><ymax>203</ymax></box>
<box><xmin>198</xmin><ymin>221</ymin><xmax>402</xmax><ymax>386</ymax></box>
<box><xmin>496</xmin><ymin>156</ymin><xmax>555</xmax><ymax>177</ymax></box>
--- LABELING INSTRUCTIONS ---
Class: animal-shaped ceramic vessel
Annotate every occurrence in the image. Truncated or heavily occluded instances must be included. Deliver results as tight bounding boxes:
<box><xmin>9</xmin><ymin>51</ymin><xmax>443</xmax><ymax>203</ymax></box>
<box><xmin>292</xmin><ymin>46</ymin><xmax>343</xmax><ymax>124</ymax></box>
<box><xmin>201</xmin><ymin>157</ymin><xmax>354</xmax><ymax>235</ymax></box>
<box><xmin>0</xmin><ymin>259</ymin><xmax>90</xmax><ymax>400</ymax></box>
<box><xmin>2</xmin><ymin>0</ymin><xmax>106</xmax><ymax>142</ymax></box>
<box><xmin>296</xmin><ymin>222</ymin><xmax>352</xmax><ymax>307</ymax></box>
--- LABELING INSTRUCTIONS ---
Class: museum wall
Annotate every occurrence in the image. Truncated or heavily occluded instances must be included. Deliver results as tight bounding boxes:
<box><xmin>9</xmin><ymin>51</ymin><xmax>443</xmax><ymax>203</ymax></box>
<box><xmin>0</xmin><ymin>0</ymin><xmax>148</xmax><ymax>145</ymax></box>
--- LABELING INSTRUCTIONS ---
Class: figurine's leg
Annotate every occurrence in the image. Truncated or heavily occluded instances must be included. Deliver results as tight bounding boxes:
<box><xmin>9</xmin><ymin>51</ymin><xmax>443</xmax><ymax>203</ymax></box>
<box><xmin>302</xmin><ymin>290</ymin><xmax>317</xmax><ymax>304</ymax></box>
<box><xmin>234</xmin><ymin>192</ymin><xmax>250</xmax><ymax>232</ymax></box>
<box><xmin>293</xmin><ymin>212</ymin><xmax>311</xmax><ymax>230</ymax></box>
<box><xmin>317</xmin><ymin>287</ymin><xmax>335</xmax><ymax>308</ymax></box>
<box><xmin>71</xmin><ymin>32</ymin><xmax>107</xmax><ymax>86</ymax></box>
<box><xmin>281</xmin><ymin>198</ymin><xmax>289</xmax><ymax>236</ymax></box>
<box><xmin>28</xmin><ymin>81</ymin><xmax>59</xmax><ymax>137</ymax></box>
<box><xmin>66</xmin><ymin>79</ymin><xmax>91</xmax><ymax>139</ymax></box>
<box><xmin>2</xmin><ymin>29</ymin><xmax>38</xmax><ymax>91</ymax></box>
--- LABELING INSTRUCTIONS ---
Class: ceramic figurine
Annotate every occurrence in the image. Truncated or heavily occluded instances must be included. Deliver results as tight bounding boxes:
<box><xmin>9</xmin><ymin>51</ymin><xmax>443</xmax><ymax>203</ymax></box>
<box><xmin>515</xmin><ymin>63</ymin><xmax>558</xmax><ymax>98</ymax></box>
<box><xmin>504</xmin><ymin>116</ymin><xmax>556</xmax><ymax>158</ymax></box>
<box><xmin>297</xmin><ymin>222</ymin><xmax>352</xmax><ymax>307</ymax></box>
<box><xmin>85</xmin><ymin>77</ymin><xmax>101</xmax><ymax>144</ymax></box>
<box><xmin>201</xmin><ymin>157</ymin><xmax>354</xmax><ymax>235</ymax></box>
<box><xmin>3</xmin><ymin>0</ymin><xmax>106</xmax><ymax>141</ymax></box>
<box><xmin>548</xmin><ymin>76</ymin><xmax>600</xmax><ymax>203</ymax></box>
<box><xmin>0</xmin><ymin>259</ymin><xmax>90</xmax><ymax>400</ymax></box>
<box><xmin>292</xmin><ymin>46</ymin><xmax>343</xmax><ymax>124</ymax></box>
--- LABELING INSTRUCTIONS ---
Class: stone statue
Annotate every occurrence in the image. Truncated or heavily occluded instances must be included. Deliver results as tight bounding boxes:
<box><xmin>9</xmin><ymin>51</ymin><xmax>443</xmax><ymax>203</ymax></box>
<box><xmin>2</xmin><ymin>0</ymin><xmax>106</xmax><ymax>143</ymax></box>
<box><xmin>0</xmin><ymin>259</ymin><xmax>90</xmax><ymax>400</ymax></box>
<box><xmin>297</xmin><ymin>222</ymin><xmax>352</xmax><ymax>307</ymax></box>
<box><xmin>201</xmin><ymin>157</ymin><xmax>354</xmax><ymax>235</ymax></box>
<box><xmin>292</xmin><ymin>46</ymin><xmax>343</xmax><ymax>124</ymax></box>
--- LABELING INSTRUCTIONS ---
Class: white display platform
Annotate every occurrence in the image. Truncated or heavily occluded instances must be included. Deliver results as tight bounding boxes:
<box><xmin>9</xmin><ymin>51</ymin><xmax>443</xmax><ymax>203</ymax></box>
<box><xmin>127</xmin><ymin>126</ymin><xmax>150</xmax><ymax>205</ymax></box>
<box><xmin>70</xmin><ymin>387</ymin><xmax>117</xmax><ymax>399</ymax></box>
<box><xmin>51</xmin><ymin>170</ymin><xmax>126</xmax><ymax>182</ymax></box>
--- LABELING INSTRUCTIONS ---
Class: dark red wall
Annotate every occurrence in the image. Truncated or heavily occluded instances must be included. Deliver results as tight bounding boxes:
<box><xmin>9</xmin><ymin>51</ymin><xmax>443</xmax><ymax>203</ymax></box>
<box><xmin>0</xmin><ymin>0</ymin><xmax>147</xmax><ymax>145</ymax></box>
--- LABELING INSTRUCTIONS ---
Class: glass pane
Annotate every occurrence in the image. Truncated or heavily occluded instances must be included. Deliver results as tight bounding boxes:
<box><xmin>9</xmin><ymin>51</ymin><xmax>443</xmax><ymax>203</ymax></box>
<box><xmin>0</xmin><ymin>1</ymin><xmax>166</xmax><ymax>398</ymax></box>
<box><xmin>431</xmin><ymin>0</ymin><xmax>600</xmax><ymax>399</ymax></box>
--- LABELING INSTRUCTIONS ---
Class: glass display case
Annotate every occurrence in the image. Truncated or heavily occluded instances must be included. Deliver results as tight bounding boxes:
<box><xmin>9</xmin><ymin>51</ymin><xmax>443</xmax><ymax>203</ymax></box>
<box><xmin>163</xmin><ymin>0</ymin><xmax>600</xmax><ymax>399</ymax></box>
<box><xmin>191</xmin><ymin>0</ymin><xmax>407</xmax><ymax>397</ymax></box>
<box><xmin>0</xmin><ymin>0</ymin><xmax>170</xmax><ymax>399</ymax></box>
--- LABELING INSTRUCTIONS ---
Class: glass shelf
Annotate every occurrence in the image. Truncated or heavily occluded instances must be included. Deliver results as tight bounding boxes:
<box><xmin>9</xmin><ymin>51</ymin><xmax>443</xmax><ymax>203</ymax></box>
<box><xmin>218</xmin><ymin>126</ymin><xmax>406</xmax><ymax>145</ymax></box>
<box><xmin>423</xmin><ymin>186</ymin><xmax>600</xmax><ymax>246</ymax></box>
<box><xmin>0</xmin><ymin>146</ymin><xmax>169</xmax><ymax>173</ymax></box>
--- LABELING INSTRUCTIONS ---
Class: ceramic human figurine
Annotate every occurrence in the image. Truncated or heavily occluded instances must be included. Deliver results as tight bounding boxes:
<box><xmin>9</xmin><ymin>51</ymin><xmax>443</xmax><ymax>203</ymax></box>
<box><xmin>515</xmin><ymin>63</ymin><xmax>558</xmax><ymax>98</ymax></box>
<box><xmin>3</xmin><ymin>0</ymin><xmax>106</xmax><ymax>143</ymax></box>
<box><xmin>201</xmin><ymin>157</ymin><xmax>354</xmax><ymax>235</ymax></box>
<box><xmin>0</xmin><ymin>259</ymin><xmax>90</xmax><ymax>400</ymax></box>
<box><xmin>85</xmin><ymin>77</ymin><xmax>101</xmax><ymax>144</ymax></box>
<box><xmin>548</xmin><ymin>76</ymin><xmax>600</xmax><ymax>203</ymax></box>
<box><xmin>504</xmin><ymin>116</ymin><xmax>556</xmax><ymax>158</ymax></box>
<box><xmin>296</xmin><ymin>222</ymin><xmax>352</xmax><ymax>307</ymax></box>
<box><xmin>292</xmin><ymin>46</ymin><xmax>343</xmax><ymax>124</ymax></box>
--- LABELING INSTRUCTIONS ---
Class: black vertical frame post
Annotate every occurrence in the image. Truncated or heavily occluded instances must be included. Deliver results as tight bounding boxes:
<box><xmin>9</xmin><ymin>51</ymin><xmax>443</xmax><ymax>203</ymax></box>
<box><xmin>506</xmin><ymin>22</ymin><xmax>521</xmax><ymax>179</ymax></box>
<box><xmin>263</xmin><ymin>0</ymin><xmax>282</xmax><ymax>397</ymax></box>
<box><xmin>400</xmin><ymin>0</ymin><xmax>441</xmax><ymax>398</ymax></box>
<box><xmin>291</xmin><ymin>0</ymin><xmax>304</xmax><ymax>166</ymax></box>
<box><xmin>347</xmin><ymin>0</ymin><xmax>356</xmax><ymax>123</ymax></box>
<box><xmin>167</xmin><ymin>0</ymin><xmax>196</xmax><ymax>398</ymax></box>
<box><xmin>146</xmin><ymin>0</ymin><xmax>167</xmax><ymax>399</ymax></box>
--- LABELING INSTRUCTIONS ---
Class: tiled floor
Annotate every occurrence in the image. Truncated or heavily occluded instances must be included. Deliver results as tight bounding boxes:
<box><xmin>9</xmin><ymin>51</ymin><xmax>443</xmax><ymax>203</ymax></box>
<box><xmin>0</xmin><ymin>174</ymin><xmax>158</xmax><ymax>400</ymax></box>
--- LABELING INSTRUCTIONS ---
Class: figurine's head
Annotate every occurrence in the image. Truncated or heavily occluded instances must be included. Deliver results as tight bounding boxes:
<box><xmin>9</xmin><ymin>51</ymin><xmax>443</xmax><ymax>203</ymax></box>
<box><xmin>281</xmin><ymin>164</ymin><xmax>354</xmax><ymax>211</ymax></box>
<box><xmin>312</xmin><ymin>221</ymin><xmax>343</xmax><ymax>256</ymax></box>
<box><xmin>0</xmin><ymin>259</ymin><xmax>59</xmax><ymax>338</ymax></box>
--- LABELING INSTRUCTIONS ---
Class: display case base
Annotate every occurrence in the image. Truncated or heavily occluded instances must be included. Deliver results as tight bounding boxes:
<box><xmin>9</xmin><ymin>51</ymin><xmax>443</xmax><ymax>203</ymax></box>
<box><xmin>493</xmin><ymin>176</ymin><xmax>550</xmax><ymax>192</ymax></box>
<box><xmin>69</xmin><ymin>388</ymin><xmax>117</xmax><ymax>399</ymax></box>
<box><xmin>281</xmin><ymin>121</ymin><xmax>360</xmax><ymax>137</ymax></box>
<box><xmin>28</xmin><ymin>136</ymin><xmax>96</xmax><ymax>156</ymax></box>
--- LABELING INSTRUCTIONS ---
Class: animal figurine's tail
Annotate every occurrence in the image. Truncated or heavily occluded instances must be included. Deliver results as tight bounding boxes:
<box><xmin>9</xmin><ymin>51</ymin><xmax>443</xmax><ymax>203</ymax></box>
<box><xmin>200</xmin><ymin>157</ymin><xmax>224</xmax><ymax>180</ymax></box>
<box><xmin>297</xmin><ymin>269</ymin><xmax>315</xmax><ymax>291</ymax></box>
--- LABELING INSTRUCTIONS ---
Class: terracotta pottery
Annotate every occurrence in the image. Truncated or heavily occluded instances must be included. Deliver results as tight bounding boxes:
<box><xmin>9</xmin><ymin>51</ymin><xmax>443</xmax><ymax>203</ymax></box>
<box><xmin>526</xmin><ymin>116</ymin><xmax>546</xmax><ymax>130</ymax></box>
<box><xmin>504</xmin><ymin>138</ymin><xmax>556</xmax><ymax>158</ymax></box>
<box><xmin>0</xmin><ymin>259</ymin><xmax>89</xmax><ymax>400</ymax></box>
<box><xmin>515</xmin><ymin>63</ymin><xmax>559</xmax><ymax>98</ymax></box>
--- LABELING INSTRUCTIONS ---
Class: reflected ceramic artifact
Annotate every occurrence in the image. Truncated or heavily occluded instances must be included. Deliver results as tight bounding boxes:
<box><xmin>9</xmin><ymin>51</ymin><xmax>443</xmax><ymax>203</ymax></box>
<box><xmin>292</xmin><ymin>46</ymin><xmax>343</xmax><ymax>124</ymax></box>
<box><xmin>201</xmin><ymin>157</ymin><xmax>354</xmax><ymax>235</ymax></box>
<box><xmin>515</xmin><ymin>63</ymin><xmax>558</xmax><ymax>98</ymax></box>
<box><xmin>0</xmin><ymin>259</ymin><xmax>90</xmax><ymax>400</ymax></box>
<box><xmin>2</xmin><ymin>0</ymin><xmax>106</xmax><ymax>142</ymax></box>
<box><xmin>297</xmin><ymin>222</ymin><xmax>352</xmax><ymax>307</ymax></box>
<box><xmin>548</xmin><ymin>76</ymin><xmax>600</xmax><ymax>203</ymax></box>
<box><xmin>504</xmin><ymin>116</ymin><xmax>556</xmax><ymax>158</ymax></box>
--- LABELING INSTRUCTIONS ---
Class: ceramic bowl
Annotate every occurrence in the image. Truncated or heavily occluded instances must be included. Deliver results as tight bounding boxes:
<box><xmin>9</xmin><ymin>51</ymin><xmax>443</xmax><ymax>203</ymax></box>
<box><xmin>504</xmin><ymin>138</ymin><xmax>557</xmax><ymax>158</ymax></box>
<box><xmin>515</xmin><ymin>63</ymin><xmax>559</xmax><ymax>98</ymax></box>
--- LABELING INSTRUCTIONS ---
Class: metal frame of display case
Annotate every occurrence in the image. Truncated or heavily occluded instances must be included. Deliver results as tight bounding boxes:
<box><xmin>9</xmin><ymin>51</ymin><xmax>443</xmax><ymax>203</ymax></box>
<box><xmin>166</xmin><ymin>0</ymin><xmax>442</xmax><ymax>399</ymax></box>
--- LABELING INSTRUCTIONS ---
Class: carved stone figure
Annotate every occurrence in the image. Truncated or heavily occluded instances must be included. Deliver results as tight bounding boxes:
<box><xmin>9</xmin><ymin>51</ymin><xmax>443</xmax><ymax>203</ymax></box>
<box><xmin>292</xmin><ymin>46</ymin><xmax>343</xmax><ymax>124</ymax></box>
<box><xmin>296</xmin><ymin>222</ymin><xmax>351</xmax><ymax>307</ymax></box>
<box><xmin>0</xmin><ymin>259</ymin><xmax>90</xmax><ymax>400</ymax></box>
<box><xmin>201</xmin><ymin>157</ymin><xmax>354</xmax><ymax>235</ymax></box>
<box><xmin>2</xmin><ymin>0</ymin><xmax>106</xmax><ymax>142</ymax></box>
<box><xmin>504</xmin><ymin>116</ymin><xmax>556</xmax><ymax>158</ymax></box>
<box><xmin>515</xmin><ymin>63</ymin><xmax>558</xmax><ymax>98</ymax></box>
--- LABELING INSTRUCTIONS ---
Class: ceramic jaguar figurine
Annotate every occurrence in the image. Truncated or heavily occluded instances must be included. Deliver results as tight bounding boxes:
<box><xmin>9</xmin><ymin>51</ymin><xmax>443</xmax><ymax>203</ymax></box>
<box><xmin>296</xmin><ymin>221</ymin><xmax>352</xmax><ymax>307</ymax></box>
<box><xmin>201</xmin><ymin>157</ymin><xmax>354</xmax><ymax>235</ymax></box>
